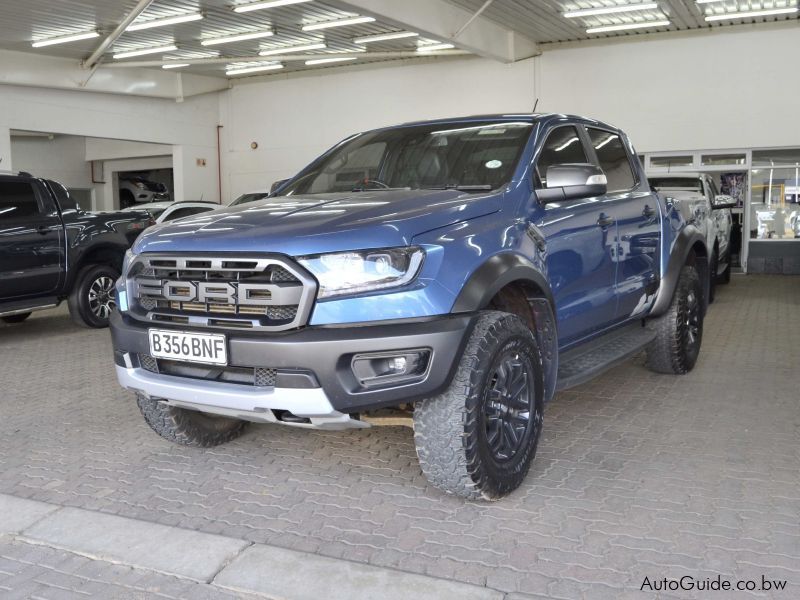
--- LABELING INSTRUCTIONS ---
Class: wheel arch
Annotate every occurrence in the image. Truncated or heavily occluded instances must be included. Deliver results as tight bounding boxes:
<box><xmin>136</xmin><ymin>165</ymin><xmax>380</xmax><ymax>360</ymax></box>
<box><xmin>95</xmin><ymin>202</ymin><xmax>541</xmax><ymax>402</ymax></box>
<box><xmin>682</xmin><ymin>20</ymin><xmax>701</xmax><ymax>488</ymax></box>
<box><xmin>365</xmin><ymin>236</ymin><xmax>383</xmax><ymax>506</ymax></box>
<box><xmin>651</xmin><ymin>226</ymin><xmax>709</xmax><ymax>318</ymax></box>
<box><xmin>67</xmin><ymin>243</ymin><xmax>126</xmax><ymax>291</ymax></box>
<box><xmin>452</xmin><ymin>253</ymin><xmax>558</xmax><ymax>403</ymax></box>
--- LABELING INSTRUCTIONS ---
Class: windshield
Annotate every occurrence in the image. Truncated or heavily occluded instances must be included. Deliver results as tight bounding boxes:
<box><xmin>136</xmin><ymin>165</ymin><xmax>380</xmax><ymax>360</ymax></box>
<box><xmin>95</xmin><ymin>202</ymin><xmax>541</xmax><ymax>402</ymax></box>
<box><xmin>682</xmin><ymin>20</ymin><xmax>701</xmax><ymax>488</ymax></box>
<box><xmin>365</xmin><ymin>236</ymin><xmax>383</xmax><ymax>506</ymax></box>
<box><xmin>649</xmin><ymin>177</ymin><xmax>702</xmax><ymax>192</ymax></box>
<box><xmin>279</xmin><ymin>121</ymin><xmax>533</xmax><ymax>196</ymax></box>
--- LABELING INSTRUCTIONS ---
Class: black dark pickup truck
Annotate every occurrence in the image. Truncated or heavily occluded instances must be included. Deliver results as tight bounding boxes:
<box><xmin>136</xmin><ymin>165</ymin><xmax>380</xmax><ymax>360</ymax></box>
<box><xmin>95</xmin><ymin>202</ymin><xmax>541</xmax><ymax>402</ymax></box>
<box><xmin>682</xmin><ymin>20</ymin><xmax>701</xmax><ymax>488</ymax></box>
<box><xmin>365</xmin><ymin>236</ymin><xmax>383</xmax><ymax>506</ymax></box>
<box><xmin>0</xmin><ymin>172</ymin><xmax>152</xmax><ymax>327</ymax></box>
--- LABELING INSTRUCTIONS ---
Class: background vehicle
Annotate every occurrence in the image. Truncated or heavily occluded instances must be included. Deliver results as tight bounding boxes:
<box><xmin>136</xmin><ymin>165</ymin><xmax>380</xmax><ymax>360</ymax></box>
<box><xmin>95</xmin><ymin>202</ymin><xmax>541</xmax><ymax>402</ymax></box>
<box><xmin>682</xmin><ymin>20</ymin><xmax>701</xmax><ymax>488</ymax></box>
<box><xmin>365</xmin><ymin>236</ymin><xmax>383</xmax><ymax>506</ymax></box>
<box><xmin>111</xmin><ymin>115</ymin><xmax>711</xmax><ymax>500</ymax></box>
<box><xmin>229</xmin><ymin>191</ymin><xmax>268</xmax><ymax>206</ymax></box>
<box><xmin>115</xmin><ymin>201</ymin><xmax>220</xmax><ymax>224</ymax></box>
<box><xmin>0</xmin><ymin>172</ymin><xmax>152</xmax><ymax>327</ymax></box>
<box><xmin>648</xmin><ymin>172</ymin><xmax>735</xmax><ymax>294</ymax></box>
<box><xmin>119</xmin><ymin>175</ymin><xmax>169</xmax><ymax>208</ymax></box>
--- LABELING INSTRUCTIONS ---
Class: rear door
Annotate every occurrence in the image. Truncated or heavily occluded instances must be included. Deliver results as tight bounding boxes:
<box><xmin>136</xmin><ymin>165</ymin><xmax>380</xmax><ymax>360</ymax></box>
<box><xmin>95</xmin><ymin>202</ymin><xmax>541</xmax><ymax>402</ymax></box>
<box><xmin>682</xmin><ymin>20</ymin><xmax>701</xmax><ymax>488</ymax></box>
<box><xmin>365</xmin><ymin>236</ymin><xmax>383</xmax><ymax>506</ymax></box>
<box><xmin>584</xmin><ymin>127</ymin><xmax>660</xmax><ymax>320</ymax></box>
<box><xmin>533</xmin><ymin>125</ymin><xmax>618</xmax><ymax>345</ymax></box>
<box><xmin>0</xmin><ymin>177</ymin><xmax>64</xmax><ymax>300</ymax></box>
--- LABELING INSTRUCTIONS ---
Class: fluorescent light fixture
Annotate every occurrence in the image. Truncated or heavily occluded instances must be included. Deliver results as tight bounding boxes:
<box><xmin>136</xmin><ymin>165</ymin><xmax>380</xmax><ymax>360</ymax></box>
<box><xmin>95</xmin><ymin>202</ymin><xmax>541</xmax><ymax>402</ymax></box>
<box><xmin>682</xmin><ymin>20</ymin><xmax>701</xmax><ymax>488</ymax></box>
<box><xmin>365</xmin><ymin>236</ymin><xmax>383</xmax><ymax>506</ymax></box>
<box><xmin>704</xmin><ymin>7</ymin><xmax>798</xmax><ymax>21</ymax></box>
<box><xmin>354</xmin><ymin>31</ymin><xmax>418</xmax><ymax>44</ymax></box>
<box><xmin>586</xmin><ymin>20</ymin><xmax>670</xmax><ymax>33</ymax></box>
<box><xmin>259</xmin><ymin>42</ymin><xmax>326</xmax><ymax>55</ymax></box>
<box><xmin>127</xmin><ymin>12</ymin><xmax>203</xmax><ymax>31</ymax></box>
<box><xmin>416</xmin><ymin>43</ymin><xmax>455</xmax><ymax>52</ymax></box>
<box><xmin>201</xmin><ymin>30</ymin><xmax>274</xmax><ymax>46</ymax></box>
<box><xmin>162</xmin><ymin>63</ymin><xmax>189</xmax><ymax>69</ymax></box>
<box><xmin>113</xmin><ymin>44</ymin><xmax>178</xmax><ymax>59</ymax></box>
<box><xmin>305</xmin><ymin>57</ymin><xmax>358</xmax><ymax>65</ymax></box>
<box><xmin>564</xmin><ymin>2</ymin><xmax>658</xmax><ymax>18</ymax></box>
<box><xmin>234</xmin><ymin>0</ymin><xmax>312</xmax><ymax>12</ymax></box>
<box><xmin>226</xmin><ymin>63</ymin><xmax>284</xmax><ymax>76</ymax></box>
<box><xmin>31</xmin><ymin>31</ymin><xmax>99</xmax><ymax>48</ymax></box>
<box><xmin>302</xmin><ymin>16</ymin><xmax>375</xmax><ymax>31</ymax></box>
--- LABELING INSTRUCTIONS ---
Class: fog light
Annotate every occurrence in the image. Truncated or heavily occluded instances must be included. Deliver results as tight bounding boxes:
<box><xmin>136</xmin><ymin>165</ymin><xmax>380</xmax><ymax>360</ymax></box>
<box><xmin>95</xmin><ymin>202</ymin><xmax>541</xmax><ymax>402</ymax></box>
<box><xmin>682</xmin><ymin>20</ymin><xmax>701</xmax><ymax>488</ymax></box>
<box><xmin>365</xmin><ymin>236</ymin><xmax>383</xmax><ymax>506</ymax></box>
<box><xmin>351</xmin><ymin>349</ymin><xmax>430</xmax><ymax>388</ymax></box>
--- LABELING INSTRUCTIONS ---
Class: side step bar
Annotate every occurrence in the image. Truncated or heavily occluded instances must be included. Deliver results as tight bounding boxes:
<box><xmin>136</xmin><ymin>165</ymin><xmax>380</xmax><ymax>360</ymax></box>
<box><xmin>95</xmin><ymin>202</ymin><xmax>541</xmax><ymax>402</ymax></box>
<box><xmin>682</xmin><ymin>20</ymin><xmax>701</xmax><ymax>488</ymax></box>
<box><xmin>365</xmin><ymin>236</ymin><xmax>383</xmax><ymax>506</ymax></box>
<box><xmin>556</xmin><ymin>323</ymin><xmax>656</xmax><ymax>391</ymax></box>
<box><xmin>0</xmin><ymin>299</ymin><xmax>59</xmax><ymax>318</ymax></box>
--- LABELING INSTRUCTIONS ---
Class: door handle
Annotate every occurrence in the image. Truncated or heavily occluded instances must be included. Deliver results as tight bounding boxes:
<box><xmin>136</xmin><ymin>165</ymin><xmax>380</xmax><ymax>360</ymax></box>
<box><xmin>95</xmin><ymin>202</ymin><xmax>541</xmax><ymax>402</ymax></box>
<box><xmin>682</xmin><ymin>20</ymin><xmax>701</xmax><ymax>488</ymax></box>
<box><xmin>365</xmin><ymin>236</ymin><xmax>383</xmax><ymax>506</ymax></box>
<box><xmin>597</xmin><ymin>214</ymin><xmax>614</xmax><ymax>228</ymax></box>
<box><xmin>36</xmin><ymin>225</ymin><xmax>51</xmax><ymax>235</ymax></box>
<box><xmin>642</xmin><ymin>205</ymin><xmax>656</xmax><ymax>218</ymax></box>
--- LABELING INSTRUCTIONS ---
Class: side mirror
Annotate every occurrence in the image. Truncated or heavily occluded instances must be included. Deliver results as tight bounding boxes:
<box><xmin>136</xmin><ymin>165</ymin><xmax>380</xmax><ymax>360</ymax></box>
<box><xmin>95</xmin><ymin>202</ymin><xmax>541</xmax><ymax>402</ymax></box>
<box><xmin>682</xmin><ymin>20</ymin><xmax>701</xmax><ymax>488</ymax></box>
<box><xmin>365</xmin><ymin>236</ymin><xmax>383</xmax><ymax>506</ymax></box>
<box><xmin>537</xmin><ymin>164</ymin><xmax>608</xmax><ymax>204</ymax></box>
<box><xmin>713</xmin><ymin>194</ymin><xmax>737</xmax><ymax>209</ymax></box>
<box><xmin>270</xmin><ymin>178</ymin><xmax>289</xmax><ymax>194</ymax></box>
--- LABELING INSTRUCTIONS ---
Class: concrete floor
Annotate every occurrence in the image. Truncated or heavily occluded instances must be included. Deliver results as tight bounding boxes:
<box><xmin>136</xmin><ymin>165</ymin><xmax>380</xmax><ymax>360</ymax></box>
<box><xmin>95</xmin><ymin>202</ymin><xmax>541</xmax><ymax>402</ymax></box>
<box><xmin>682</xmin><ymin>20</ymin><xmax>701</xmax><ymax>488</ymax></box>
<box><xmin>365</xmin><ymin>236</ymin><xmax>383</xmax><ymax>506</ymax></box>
<box><xmin>1</xmin><ymin>275</ymin><xmax>798</xmax><ymax>599</ymax></box>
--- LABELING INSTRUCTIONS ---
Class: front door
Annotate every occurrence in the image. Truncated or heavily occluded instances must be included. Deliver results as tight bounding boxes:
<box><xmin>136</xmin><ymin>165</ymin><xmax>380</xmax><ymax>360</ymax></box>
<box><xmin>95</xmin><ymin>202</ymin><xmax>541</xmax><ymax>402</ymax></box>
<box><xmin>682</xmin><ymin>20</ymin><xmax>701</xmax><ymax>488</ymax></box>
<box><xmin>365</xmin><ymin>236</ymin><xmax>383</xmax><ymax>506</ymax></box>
<box><xmin>584</xmin><ymin>127</ymin><xmax>660</xmax><ymax>320</ymax></box>
<box><xmin>0</xmin><ymin>178</ymin><xmax>64</xmax><ymax>301</ymax></box>
<box><xmin>533</xmin><ymin>125</ymin><xmax>618</xmax><ymax>346</ymax></box>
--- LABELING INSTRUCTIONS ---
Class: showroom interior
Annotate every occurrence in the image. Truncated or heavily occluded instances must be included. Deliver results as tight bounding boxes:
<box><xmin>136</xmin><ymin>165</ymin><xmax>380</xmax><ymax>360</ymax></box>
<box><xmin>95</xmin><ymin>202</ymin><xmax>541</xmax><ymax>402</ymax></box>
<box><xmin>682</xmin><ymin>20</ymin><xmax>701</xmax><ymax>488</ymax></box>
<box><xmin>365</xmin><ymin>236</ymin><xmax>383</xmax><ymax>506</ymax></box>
<box><xmin>1</xmin><ymin>0</ymin><xmax>799</xmax><ymax>598</ymax></box>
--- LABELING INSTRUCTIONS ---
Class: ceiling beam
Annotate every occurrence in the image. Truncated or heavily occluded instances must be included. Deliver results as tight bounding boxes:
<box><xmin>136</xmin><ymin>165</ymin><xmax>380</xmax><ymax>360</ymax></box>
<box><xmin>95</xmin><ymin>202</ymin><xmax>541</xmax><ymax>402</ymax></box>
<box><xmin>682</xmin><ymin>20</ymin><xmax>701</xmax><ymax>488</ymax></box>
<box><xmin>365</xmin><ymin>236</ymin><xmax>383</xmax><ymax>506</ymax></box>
<box><xmin>332</xmin><ymin>0</ymin><xmax>539</xmax><ymax>63</ymax></box>
<box><xmin>83</xmin><ymin>0</ymin><xmax>155</xmax><ymax>69</ymax></box>
<box><xmin>100</xmin><ymin>50</ymin><xmax>469</xmax><ymax>68</ymax></box>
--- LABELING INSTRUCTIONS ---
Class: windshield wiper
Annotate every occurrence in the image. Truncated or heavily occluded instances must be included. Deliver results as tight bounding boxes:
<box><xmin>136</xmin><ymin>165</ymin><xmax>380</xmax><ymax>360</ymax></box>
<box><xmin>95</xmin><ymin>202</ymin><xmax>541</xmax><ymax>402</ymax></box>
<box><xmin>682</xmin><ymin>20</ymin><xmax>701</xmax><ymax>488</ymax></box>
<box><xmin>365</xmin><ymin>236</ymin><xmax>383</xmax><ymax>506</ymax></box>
<box><xmin>424</xmin><ymin>184</ymin><xmax>494</xmax><ymax>192</ymax></box>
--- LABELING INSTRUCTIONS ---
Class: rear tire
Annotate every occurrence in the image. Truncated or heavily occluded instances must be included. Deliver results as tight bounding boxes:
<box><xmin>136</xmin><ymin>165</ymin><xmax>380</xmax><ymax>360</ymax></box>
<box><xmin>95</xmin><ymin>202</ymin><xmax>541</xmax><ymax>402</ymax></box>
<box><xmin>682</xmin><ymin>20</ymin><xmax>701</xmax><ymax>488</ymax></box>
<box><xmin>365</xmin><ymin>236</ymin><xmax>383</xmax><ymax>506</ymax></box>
<box><xmin>413</xmin><ymin>311</ymin><xmax>544</xmax><ymax>500</ymax></box>
<box><xmin>68</xmin><ymin>264</ymin><xmax>120</xmax><ymax>328</ymax></box>
<box><xmin>137</xmin><ymin>394</ymin><xmax>247</xmax><ymax>447</ymax></box>
<box><xmin>646</xmin><ymin>266</ymin><xmax>703</xmax><ymax>374</ymax></box>
<box><xmin>1</xmin><ymin>312</ymin><xmax>32</xmax><ymax>324</ymax></box>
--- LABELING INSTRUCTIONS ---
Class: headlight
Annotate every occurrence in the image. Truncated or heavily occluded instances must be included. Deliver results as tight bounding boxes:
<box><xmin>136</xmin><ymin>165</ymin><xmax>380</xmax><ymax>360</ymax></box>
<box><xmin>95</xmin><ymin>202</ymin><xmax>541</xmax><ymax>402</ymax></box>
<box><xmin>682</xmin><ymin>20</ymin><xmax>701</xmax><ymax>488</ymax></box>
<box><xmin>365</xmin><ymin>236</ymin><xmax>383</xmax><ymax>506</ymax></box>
<box><xmin>134</xmin><ymin>182</ymin><xmax>146</xmax><ymax>190</ymax></box>
<box><xmin>121</xmin><ymin>248</ymin><xmax>136</xmax><ymax>277</ymax></box>
<box><xmin>298</xmin><ymin>247</ymin><xmax>425</xmax><ymax>299</ymax></box>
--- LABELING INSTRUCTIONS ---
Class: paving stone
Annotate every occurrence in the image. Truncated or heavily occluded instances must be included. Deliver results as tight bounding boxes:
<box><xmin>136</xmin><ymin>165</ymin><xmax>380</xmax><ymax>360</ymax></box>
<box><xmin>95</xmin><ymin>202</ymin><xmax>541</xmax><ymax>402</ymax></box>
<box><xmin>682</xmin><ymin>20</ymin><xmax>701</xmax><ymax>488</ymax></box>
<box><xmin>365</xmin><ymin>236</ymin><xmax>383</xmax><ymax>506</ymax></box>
<box><xmin>0</xmin><ymin>275</ymin><xmax>798</xmax><ymax>597</ymax></box>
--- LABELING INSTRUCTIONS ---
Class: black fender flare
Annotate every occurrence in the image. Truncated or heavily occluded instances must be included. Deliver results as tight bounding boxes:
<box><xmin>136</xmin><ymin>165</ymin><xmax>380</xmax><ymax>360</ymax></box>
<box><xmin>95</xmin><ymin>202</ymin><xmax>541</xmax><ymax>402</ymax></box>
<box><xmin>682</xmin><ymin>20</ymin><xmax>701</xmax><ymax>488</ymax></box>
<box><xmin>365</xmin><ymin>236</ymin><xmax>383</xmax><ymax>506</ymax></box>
<box><xmin>452</xmin><ymin>253</ymin><xmax>558</xmax><ymax>403</ymax></box>
<box><xmin>650</xmin><ymin>225</ymin><xmax>709</xmax><ymax>317</ymax></box>
<box><xmin>452</xmin><ymin>253</ymin><xmax>554</xmax><ymax>313</ymax></box>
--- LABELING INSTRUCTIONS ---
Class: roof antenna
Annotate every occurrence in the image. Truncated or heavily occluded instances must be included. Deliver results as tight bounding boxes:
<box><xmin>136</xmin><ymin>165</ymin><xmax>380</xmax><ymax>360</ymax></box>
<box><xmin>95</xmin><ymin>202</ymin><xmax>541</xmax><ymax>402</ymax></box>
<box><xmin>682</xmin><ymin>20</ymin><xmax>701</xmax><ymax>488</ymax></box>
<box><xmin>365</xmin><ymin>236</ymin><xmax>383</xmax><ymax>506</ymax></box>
<box><xmin>532</xmin><ymin>98</ymin><xmax>539</xmax><ymax>114</ymax></box>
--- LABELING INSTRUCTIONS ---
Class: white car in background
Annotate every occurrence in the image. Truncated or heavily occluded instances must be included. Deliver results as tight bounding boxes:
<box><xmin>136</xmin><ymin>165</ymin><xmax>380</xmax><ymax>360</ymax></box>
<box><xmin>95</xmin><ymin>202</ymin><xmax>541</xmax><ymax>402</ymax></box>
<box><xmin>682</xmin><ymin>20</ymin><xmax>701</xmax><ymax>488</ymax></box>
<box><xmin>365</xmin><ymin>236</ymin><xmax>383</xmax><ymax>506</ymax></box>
<box><xmin>119</xmin><ymin>201</ymin><xmax>221</xmax><ymax>224</ymax></box>
<box><xmin>229</xmin><ymin>191</ymin><xmax>269</xmax><ymax>206</ymax></box>
<box><xmin>648</xmin><ymin>172</ymin><xmax>736</xmax><ymax>299</ymax></box>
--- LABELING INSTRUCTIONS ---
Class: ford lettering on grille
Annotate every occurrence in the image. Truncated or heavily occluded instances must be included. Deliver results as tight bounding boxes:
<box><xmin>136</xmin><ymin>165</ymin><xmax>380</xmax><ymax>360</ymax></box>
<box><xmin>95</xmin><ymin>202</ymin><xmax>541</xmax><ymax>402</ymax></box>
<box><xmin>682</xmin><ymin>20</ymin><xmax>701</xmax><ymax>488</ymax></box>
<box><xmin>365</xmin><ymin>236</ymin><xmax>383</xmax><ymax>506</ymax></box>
<box><xmin>125</xmin><ymin>254</ymin><xmax>316</xmax><ymax>331</ymax></box>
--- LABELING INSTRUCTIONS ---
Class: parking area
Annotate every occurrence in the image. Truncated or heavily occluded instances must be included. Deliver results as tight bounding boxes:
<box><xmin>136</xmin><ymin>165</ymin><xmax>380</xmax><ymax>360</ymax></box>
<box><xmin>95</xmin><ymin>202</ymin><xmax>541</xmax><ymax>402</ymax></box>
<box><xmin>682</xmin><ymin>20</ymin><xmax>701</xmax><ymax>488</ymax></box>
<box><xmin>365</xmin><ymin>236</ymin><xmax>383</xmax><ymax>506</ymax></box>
<box><xmin>1</xmin><ymin>274</ymin><xmax>799</xmax><ymax>599</ymax></box>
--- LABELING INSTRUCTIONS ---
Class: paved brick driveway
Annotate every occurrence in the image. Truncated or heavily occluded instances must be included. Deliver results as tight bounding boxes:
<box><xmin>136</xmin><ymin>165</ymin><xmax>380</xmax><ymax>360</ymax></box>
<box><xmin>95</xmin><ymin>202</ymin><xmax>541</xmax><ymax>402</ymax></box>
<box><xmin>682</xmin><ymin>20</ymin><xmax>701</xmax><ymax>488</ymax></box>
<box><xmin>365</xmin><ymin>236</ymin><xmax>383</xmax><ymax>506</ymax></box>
<box><xmin>1</xmin><ymin>275</ymin><xmax>798</xmax><ymax>599</ymax></box>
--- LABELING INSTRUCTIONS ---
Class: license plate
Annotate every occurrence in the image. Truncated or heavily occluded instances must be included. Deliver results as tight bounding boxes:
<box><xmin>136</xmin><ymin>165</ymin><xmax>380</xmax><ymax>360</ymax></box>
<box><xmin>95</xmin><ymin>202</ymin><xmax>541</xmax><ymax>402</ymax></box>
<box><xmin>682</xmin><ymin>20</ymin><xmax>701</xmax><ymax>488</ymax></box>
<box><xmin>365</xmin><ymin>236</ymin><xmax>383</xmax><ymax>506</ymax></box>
<box><xmin>148</xmin><ymin>329</ymin><xmax>227</xmax><ymax>365</ymax></box>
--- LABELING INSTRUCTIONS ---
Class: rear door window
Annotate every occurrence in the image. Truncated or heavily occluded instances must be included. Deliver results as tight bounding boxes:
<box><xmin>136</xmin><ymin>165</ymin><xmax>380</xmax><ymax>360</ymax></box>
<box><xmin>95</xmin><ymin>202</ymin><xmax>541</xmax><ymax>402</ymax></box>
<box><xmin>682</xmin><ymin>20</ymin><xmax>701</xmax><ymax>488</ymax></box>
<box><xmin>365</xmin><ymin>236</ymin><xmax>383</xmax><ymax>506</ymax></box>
<box><xmin>0</xmin><ymin>180</ymin><xmax>40</xmax><ymax>220</ymax></box>
<box><xmin>535</xmin><ymin>126</ymin><xmax>589</xmax><ymax>188</ymax></box>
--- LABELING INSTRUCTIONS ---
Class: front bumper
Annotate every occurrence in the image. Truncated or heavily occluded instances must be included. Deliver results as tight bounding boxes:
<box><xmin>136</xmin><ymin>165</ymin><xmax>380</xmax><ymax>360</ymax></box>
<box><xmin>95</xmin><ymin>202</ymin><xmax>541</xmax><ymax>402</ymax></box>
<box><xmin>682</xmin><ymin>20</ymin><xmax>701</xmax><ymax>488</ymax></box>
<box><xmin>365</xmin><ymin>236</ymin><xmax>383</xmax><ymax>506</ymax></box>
<box><xmin>110</xmin><ymin>311</ymin><xmax>475</xmax><ymax>419</ymax></box>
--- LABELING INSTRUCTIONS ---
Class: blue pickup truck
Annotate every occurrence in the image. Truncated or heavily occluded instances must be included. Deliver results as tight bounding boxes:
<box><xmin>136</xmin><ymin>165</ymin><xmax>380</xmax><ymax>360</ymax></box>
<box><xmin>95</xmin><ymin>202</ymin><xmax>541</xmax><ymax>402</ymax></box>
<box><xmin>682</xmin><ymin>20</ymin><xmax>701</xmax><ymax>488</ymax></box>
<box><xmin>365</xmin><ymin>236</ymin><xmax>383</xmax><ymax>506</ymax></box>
<box><xmin>110</xmin><ymin>114</ymin><xmax>711</xmax><ymax>500</ymax></box>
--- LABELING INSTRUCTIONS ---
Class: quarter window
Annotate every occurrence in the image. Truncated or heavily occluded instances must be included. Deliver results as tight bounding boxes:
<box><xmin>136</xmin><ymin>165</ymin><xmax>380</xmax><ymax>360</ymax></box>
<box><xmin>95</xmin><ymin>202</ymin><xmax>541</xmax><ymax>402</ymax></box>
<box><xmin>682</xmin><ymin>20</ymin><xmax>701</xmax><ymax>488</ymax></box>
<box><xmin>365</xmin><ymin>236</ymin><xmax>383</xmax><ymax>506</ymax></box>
<box><xmin>535</xmin><ymin>126</ymin><xmax>588</xmax><ymax>188</ymax></box>
<box><xmin>0</xmin><ymin>181</ymin><xmax>39</xmax><ymax>219</ymax></box>
<box><xmin>587</xmin><ymin>129</ymin><xmax>636</xmax><ymax>192</ymax></box>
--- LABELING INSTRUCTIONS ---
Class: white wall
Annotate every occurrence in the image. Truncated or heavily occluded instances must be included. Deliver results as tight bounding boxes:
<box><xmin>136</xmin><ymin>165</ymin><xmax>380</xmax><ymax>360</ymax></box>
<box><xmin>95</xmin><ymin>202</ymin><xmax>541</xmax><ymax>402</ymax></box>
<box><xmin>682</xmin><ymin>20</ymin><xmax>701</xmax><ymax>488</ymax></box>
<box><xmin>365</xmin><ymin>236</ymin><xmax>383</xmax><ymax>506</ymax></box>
<box><xmin>11</xmin><ymin>134</ymin><xmax>94</xmax><ymax>192</ymax></box>
<box><xmin>536</xmin><ymin>24</ymin><xmax>800</xmax><ymax>153</ymax></box>
<box><xmin>0</xmin><ymin>83</ymin><xmax>221</xmax><ymax>203</ymax></box>
<box><xmin>217</xmin><ymin>57</ymin><xmax>535</xmax><ymax>200</ymax></box>
<box><xmin>218</xmin><ymin>23</ymin><xmax>799</xmax><ymax>200</ymax></box>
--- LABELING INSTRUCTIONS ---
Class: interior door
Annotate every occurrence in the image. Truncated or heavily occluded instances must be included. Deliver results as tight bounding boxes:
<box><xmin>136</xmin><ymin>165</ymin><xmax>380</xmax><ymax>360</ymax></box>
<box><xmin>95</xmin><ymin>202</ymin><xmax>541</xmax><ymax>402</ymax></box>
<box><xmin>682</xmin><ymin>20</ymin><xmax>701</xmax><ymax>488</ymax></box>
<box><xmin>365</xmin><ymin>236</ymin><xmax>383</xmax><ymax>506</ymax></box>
<box><xmin>533</xmin><ymin>125</ymin><xmax>618</xmax><ymax>346</ymax></box>
<box><xmin>0</xmin><ymin>178</ymin><xmax>64</xmax><ymax>301</ymax></box>
<box><xmin>584</xmin><ymin>128</ymin><xmax>660</xmax><ymax>320</ymax></box>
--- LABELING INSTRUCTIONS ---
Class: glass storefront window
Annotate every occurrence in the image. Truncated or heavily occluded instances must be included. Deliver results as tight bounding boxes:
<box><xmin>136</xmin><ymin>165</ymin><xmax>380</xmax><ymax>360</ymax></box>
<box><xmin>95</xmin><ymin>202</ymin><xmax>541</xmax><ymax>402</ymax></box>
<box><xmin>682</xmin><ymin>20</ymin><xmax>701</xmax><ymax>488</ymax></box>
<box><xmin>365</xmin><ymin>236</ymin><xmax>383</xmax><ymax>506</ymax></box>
<box><xmin>650</xmin><ymin>155</ymin><xmax>693</xmax><ymax>168</ymax></box>
<box><xmin>752</xmin><ymin>149</ymin><xmax>800</xmax><ymax>167</ymax></box>
<box><xmin>750</xmin><ymin>164</ymin><xmax>800</xmax><ymax>240</ymax></box>
<box><xmin>701</xmin><ymin>153</ymin><xmax>746</xmax><ymax>166</ymax></box>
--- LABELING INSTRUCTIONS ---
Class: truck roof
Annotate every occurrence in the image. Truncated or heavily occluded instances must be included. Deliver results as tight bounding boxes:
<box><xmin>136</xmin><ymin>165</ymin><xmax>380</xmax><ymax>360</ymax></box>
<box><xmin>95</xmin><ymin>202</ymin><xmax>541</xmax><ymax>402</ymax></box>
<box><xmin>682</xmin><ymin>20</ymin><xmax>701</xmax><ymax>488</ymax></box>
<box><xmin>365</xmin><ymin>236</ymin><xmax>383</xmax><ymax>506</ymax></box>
<box><xmin>396</xmin><ymin>113</ymin><xmax>622</xmax><ymax>132</ymax></box>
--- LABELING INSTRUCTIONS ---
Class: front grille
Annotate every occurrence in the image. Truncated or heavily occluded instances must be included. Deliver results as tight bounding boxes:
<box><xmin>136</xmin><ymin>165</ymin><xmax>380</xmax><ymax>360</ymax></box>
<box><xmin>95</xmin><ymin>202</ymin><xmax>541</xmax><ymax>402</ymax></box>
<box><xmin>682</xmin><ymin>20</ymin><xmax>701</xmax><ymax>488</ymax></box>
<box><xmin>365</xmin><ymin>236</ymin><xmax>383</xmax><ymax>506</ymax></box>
<box><xmin>138</xmin><ymin>354</ymin><xmax>277</xmax><ymax>388</ymax></box>
<box><xmin>127</xmin><ymin>255</ymin><xmax>315</xmax><ymax>331</ymax></box>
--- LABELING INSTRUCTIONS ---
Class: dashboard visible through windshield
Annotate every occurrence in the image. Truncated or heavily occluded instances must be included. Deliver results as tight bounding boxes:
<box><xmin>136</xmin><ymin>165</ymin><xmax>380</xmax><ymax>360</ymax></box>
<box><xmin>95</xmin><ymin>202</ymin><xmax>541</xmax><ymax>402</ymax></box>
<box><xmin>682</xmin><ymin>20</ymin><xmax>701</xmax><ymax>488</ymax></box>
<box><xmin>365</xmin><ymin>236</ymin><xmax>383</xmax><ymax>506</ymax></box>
<box><xmin>279</xmin><ymin>121</ymin><xmax>533</xmax><ymax>196</ymax></box>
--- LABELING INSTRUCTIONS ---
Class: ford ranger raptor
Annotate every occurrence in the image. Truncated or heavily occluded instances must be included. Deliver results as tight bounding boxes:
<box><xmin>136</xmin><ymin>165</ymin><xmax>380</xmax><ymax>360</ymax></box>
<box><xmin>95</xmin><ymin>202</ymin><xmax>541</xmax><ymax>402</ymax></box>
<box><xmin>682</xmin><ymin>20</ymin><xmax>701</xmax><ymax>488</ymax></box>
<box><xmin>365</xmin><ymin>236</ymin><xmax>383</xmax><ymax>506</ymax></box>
<box><xmin>109</xmin><ymin>114</ymin><xmax>711</xmax><ymax>500</ymax></box>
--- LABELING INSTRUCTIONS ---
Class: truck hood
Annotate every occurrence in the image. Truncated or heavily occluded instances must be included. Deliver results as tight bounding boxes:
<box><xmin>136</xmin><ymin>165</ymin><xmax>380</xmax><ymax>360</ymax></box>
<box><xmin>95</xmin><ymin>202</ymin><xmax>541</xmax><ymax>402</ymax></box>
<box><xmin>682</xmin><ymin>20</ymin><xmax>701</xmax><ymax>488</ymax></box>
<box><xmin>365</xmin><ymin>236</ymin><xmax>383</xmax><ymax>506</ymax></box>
<box><xmin>133</xmin><ymin>188</ymin><xmax>502</xmax><ymax>256</ymax></box>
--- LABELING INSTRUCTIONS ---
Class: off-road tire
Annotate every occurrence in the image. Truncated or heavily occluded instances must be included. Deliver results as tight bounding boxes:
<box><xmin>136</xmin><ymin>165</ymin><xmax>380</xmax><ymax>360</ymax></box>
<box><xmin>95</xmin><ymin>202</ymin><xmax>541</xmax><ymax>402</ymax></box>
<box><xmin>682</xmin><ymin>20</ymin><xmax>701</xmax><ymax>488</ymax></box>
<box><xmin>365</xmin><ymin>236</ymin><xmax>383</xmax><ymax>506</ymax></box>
<box><xmin>708</xmin><ymin>251</ymin><xmax>717</xmax><ymax>304</ymax></box>
<box><xmin>68</xmin><ymin>264</ymin><xmax>119</xmax><ymax>328</ymax></box>
<box><xmin>646</xmin><ymin>266</ymin><xmax>703</xmax><ymax>374</ymax></box>
<box><xmin>413</xmin><ymin>311</ymin><xmax>545</xmax><ymax>501</ymax></box>
<box><xmin>137</xmin><ymin>394</ymin><xmax>247</xmax><ymax>447</ymax></box>
<box><xmin>718</xmin><ymin>260</ymin><xmax>731</xmax><ymax>284</ymax></box>
<box><xmin>1</xmin><ymin>312</ymin><xmax>32</xmax><ymax>324</ymax></box>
